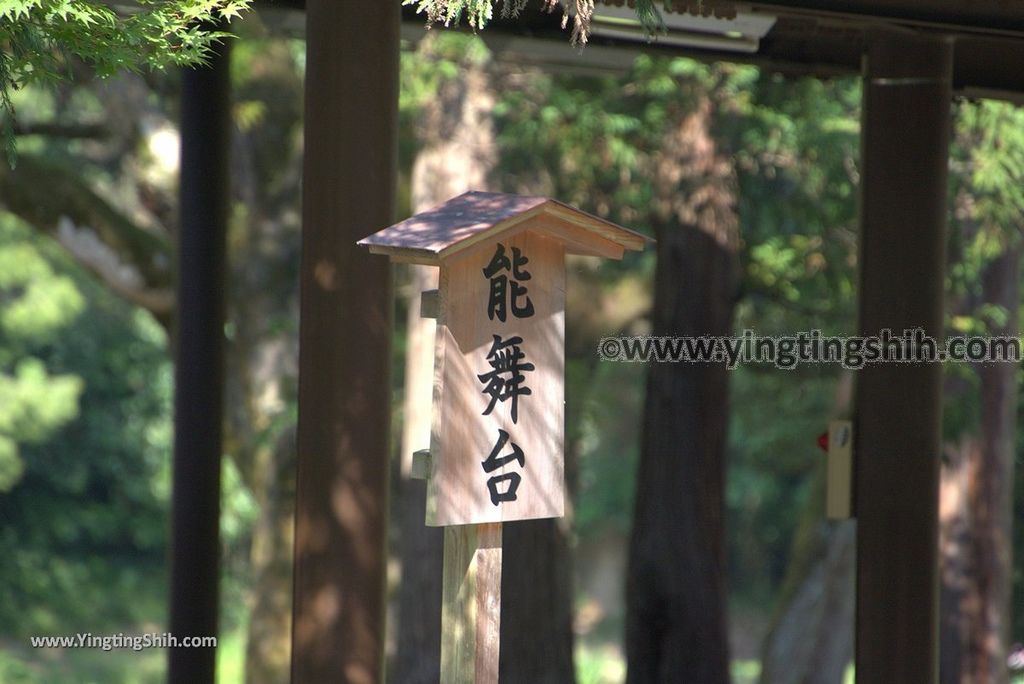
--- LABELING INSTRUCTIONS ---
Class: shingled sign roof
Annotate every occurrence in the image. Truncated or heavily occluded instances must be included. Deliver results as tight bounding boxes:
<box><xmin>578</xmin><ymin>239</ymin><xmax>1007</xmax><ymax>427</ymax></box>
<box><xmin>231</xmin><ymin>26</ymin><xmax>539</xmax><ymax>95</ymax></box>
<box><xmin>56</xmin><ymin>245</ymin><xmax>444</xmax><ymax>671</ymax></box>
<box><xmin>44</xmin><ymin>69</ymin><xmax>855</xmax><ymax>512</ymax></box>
<box><xmin>358</xmin><ymin>191</ymin><xmax>651</xmax><ymax>264</ymax></box>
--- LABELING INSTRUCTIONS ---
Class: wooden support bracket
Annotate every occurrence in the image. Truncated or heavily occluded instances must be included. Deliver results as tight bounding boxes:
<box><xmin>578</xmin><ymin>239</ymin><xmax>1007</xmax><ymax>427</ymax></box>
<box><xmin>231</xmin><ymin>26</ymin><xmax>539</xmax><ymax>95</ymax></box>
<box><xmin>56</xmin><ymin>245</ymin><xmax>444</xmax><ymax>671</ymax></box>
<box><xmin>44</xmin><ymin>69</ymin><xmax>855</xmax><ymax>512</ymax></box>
<box><xmin>420</xmin><ymin>289</ymin><xmax>440</xmax><ymax>319</ymax></box>
<box><xmin>411</xmin><ymin>449</ymin><xmax>432</xmax><ymax>480</ymax></box>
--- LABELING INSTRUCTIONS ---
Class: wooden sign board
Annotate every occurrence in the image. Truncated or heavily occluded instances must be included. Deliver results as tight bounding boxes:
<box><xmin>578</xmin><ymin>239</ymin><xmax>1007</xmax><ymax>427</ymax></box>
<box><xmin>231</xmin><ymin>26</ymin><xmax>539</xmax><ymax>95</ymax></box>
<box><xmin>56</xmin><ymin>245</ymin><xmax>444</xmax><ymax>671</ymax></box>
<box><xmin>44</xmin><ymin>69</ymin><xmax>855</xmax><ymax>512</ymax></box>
<box><xmin>428</xmin><ymin>231</ymin><xmax>565</xmax><ymax>526</ymax></box>
<box><xmin>358</xmin><ymin>191</ymin><xmax>650</xmax><ymax>526</ymax></box>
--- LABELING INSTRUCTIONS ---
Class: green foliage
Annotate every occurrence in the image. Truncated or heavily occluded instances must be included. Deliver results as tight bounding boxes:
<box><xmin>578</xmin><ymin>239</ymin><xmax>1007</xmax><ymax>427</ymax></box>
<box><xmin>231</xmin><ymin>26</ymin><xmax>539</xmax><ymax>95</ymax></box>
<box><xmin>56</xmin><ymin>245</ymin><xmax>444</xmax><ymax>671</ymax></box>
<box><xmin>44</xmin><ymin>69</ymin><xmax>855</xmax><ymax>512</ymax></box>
<box><xmin>0</xmin><ymin>359</ymin><xmax>83</xmax><ymax>488</ymax></box>
<box><xmin>0</xmin><ymin>212</ymin><xmax>172</xmax><ymax>638</ymax></box>
<box><xmin>731</xmin><ymin>74</ymin><xmax>860</xmax><ymax>327</ymax></box>
<box><xmin>495</xmin><ymin>53</ymin><xmax>771</xmax><ymax>235</ymax></box>
<box><xmin>0</xmin><ymin>216</ymin><xmax>84</xmax><ymax>491</ymax></box>
<box><xmin>943</xmin><ymin>100</ymin><xmax>1024</xmax><ymax>443</ymax></box>
<box><xmin>0</xmin><ymin>0</ymin><xmax>251</xmax><ymax>164</ymax></box>
<box><xmin>404</xmin><ymin>0</ymin><xmax>671</xmax><ymax>45</ymax></box>
<box><xmin>403</xmin><ymin>0</ymin><xmax>505</xmax><ymax>31</ymax></box>
<box><xmin>575</xmin><ymin>639</ymin><xmax>626</xmax><ymax>683</ymax></box>
<box><xmin>0</xmin><ymin>34</ymin><xmax>292</xmax><ymax>678</ymax></box>
<box><xmin>398</xmin><ymin>31</ymin><xmax>491</xmax><ymax>206</ymax></box>
<box><xmin>574</xmin><ymin>359</ymin><xmax>643</xmax><ymax>535</ymax></box>
<box><xmin>947</xmin><ymin>99</ymin><xmax>1024</xmax><ymax>312</ymax></box>
<box><xmin>726</xmin><ymin>359</ymin><xmax>838</xmax><ymax>598</ymax></box>
<box><xmin>0</xmin><ymin>642</ymin><xmax>165</xmax><ymax>683</ymax></box>
<box><xmin>400</xmin><ymin>32</ymin><xmax>489</xmax><ymax>112</ymax></box>
<box><xmin>955</xmin><ymin>99</ymin><xmax>1024</xmax><ymax>227</ymax></box>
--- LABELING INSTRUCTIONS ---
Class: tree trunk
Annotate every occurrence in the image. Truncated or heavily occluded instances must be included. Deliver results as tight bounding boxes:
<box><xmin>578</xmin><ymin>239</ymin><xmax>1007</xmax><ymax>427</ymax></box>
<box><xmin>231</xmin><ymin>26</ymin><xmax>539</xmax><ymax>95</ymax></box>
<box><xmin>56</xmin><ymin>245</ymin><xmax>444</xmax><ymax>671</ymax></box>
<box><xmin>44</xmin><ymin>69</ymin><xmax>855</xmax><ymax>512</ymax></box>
<box><xmin>226</xmin><ymin>40</ymin><xmax>304</xmax><ymax>684</ymax></box>
<box><xmin>940</xmin><ymin>242</ymin><xmax>1018</xmax><ymax>683</ymax></box>
<box><xmin>499</xmin><ymin>517</ymin><xmax>577</xmax><ymax>683</ymax></box>
<box><xmin>940</xmin><ymin>434</ymin><xmax>974</xmax><ymax>684</ymax></box>
<box><xmin>626</xmin><ymin>95</ymin><xmax>738</xmax><ymax>683</ymax></box>
<box><xmin>968</xmin><ymin>243</ymin><xmax>1018</xmax><ymax>682</ymax></box>
<box><xmin>244</xmin><ymin>428</ymin><xmax>297</xmax><ymax>682</ymax></box>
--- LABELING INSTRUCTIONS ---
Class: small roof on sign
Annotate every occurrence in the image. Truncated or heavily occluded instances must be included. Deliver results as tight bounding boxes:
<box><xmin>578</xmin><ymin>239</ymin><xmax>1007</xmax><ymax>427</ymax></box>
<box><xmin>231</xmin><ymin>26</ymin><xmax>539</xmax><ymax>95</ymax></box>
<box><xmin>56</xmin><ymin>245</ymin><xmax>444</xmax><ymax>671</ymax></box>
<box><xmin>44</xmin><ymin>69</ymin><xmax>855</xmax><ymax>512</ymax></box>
<box><xmin>357</xmin><ymin>191</ymin><xmax>652</xmax><ymax>264</ymax></box>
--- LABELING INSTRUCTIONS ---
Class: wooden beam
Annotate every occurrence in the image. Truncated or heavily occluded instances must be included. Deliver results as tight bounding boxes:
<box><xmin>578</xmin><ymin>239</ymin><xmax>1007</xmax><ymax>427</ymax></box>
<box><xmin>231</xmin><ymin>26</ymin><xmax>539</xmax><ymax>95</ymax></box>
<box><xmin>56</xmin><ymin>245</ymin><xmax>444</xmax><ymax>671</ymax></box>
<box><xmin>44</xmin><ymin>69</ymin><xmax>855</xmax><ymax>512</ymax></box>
<box><xmin>291</xmin><ymin>2</ymin><xmax>398</xmax><ymax>682</ymax></box>
<box><xmin>168</xmin><ymin>36</ymin><xmax>230</xmax><ymax>684</ymax></box>
<box><xmin>742</xmin><ymin>0</ymin><xmax>1024</xmax><ymax>36</ymax></box>
<box><xmin>532</xmin><ymin>220</ymin><xmax>626</xmax><ymax>260</ymax></box>
<box><xmin>257</xmin><ymin>2</ymin><xmax>1024</xmax><ymax>102</ymax></box>
<box><xmin>854</xmin><ymin>30</ymin><xmax>951</xmax><ymax>684</ymax></box>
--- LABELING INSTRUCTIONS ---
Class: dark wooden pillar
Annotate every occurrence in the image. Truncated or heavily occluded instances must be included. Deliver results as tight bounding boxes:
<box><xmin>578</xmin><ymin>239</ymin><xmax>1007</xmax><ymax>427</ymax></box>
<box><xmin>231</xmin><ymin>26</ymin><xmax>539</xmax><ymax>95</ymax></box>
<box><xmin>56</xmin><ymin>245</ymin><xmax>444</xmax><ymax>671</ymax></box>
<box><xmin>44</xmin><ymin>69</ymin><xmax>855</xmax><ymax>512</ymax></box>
<box><xmin>291</xmin><ymin>2</ymin><xmax>398</xmax><ymax>683</ymax></box>
<box><xmin>854</xmin><ymin>31</ymin><xmax>952</xmax><ymax>683</ymax></box>
<box><xmin>168</xmin><ymin>39</ymin><xmax>231</xmax><ymax>684</ymax></box>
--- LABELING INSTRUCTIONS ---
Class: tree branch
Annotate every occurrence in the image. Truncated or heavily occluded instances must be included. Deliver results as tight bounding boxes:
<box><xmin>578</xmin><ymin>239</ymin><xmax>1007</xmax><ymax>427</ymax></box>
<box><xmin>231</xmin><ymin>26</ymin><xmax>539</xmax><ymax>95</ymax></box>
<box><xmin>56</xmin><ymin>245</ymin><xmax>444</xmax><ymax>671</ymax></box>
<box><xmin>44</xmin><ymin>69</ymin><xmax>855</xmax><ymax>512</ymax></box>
<box><xmin>0</xmin><ymin>154</ymin><xmax>174</xmax><ymax>323</ymax></box>
<box><xmin>13</xmin><ymin>121</ymin><xmax>110</xmax><ymax>139</ymax></box>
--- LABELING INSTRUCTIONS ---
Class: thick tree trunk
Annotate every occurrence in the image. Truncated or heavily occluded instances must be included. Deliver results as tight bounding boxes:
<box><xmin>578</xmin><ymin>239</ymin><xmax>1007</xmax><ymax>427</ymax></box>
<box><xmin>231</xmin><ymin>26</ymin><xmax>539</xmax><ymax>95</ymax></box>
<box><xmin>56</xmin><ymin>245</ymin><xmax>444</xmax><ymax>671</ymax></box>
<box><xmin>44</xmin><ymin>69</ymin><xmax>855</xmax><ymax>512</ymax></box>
<box><xmin>499</xmin><ymin>517</ymin><xmax>577</xmax><ymax>683</ymax></box>
<box><xmin>968</xmin><ymin>243</ymin><xmax>1018</xmax><ymax>682</ymax></box>
<box><xmin>940</xmin><ymin>242</ymin><xmax>1018</xmax><ymax>684</ymax></box>
<box><xmin>626</xmin><ymin>96</ymin><xmax>738</xmax><ymax>683</ymax></box>
<box><xmin>229</xmin><ymin>212</ymin><xmax>300</xmax><ymax>684</ymax></box>
<box><xmin>626</xmin><ymin>222</ymin><xmax>735</xmax><ymax>683</ymax></box>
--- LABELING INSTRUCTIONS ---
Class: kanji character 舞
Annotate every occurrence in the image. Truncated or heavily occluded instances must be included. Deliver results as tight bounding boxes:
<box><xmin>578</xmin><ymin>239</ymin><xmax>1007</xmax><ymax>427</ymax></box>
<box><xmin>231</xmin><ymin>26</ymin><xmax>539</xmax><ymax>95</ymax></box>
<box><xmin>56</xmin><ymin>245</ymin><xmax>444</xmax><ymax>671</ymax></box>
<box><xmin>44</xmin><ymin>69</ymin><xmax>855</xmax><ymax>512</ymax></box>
<box><xmin>477</xmin><ymin>334</ymin><xmax>535</xmax><ymax>424</ymax></box>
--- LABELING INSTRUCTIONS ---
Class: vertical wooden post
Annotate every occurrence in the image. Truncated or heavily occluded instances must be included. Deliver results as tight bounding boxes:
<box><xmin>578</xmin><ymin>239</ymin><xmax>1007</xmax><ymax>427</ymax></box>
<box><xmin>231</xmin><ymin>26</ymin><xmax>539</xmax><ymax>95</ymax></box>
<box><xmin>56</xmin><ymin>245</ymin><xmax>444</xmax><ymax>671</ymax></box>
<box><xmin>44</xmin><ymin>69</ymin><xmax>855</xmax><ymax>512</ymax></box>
<box><xmin>291</xmin><ymin>2</ymin><xmax>398</xmax><ymax>683</ymax></box>
<box><xmin>854</xmin><ymin>30</ymin><xmax>951</xmax><ymax>683</ymax></box>
<box><xmin>168</xmin><ymin>35</ymin><xmax>229</xmax><ymax>684</ymax></box>
<box><xmin>442</xmin><ymin>523</ymin><xmax>503</xmax><ymax>684</ymax></box>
